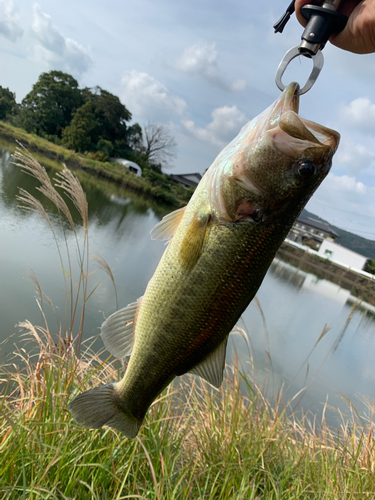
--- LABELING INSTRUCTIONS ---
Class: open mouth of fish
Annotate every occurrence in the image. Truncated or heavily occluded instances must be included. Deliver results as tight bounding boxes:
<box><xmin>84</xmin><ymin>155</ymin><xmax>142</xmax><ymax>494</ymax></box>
<box><xmin>218</xmin><ymin>82</ymin><xmax>340</xmax><ymax>223</ymax></box>
<box><xmin>265</xmin><ymin>82</ymin><xmax>339</xmax><ymax>157</ymax></box>
<box><xmin>233</xmin><ymin>82</ymin><xmax>340</xmax><ymax>195</ymax></box>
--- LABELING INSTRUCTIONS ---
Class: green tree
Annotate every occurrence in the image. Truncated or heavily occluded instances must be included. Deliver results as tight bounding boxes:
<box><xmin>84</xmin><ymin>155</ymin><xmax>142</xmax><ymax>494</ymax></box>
<box><xmin>86</xmin><ymin>86</ymin><xmax>131</xmax><ymax>143</ymax></box>
<box><xmin>96</xmin><ymin>138</ymin><xmax>114</xmax><ymax>158</ymax></box>
<box><xmin>19</xmin><ymin>70</ymin><xmax>84</xmax><ymax>138</ymax></box>
<box><xmin>126</xmin><ymin>123</ymin><xmax>143</xmax><ymax>151</ymax></box>
<box><xmin>0</xmin><ymin>86</ymin><xmax>18</xmax><ymax>120</ymax></box>
<box><xmin>63</xmin><ymin>86</ymin><xmax>133</xmax><ymax>157</ymax></box>
<box><xmin>364</xmin><ymin>259</ymin><xmax>375</xmax><ymax>275</ymax></box>
<box><xmin>62</xmin><ymin>101</ymin><xmax>100</xmax><ymax>152</ymax></box>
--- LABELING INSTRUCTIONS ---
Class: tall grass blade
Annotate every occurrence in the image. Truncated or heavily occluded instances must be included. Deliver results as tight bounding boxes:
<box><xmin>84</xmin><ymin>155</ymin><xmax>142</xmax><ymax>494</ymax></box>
<box><xmin>55</xmin><ymin>165</ymin><xmax>88</xmax><ymax>233</ymax></box>
<box><xmin>13</xmin><ymin>146</ymin><xmax>75</xmax><ymax>232</ymax></box>
<box><xmin>92</xmin><ymin>253</ymin><xmax>119</xmax><ymax>310</ymax></box>
<box><xmin>315</xmin><ymin>323</ymin><xmax>331</xmax><ymax>347</ymax></box>
<box><xmin>17</xmin><ymin>188</ymin><xmax>54</xmax><ymax>232</ymax></box>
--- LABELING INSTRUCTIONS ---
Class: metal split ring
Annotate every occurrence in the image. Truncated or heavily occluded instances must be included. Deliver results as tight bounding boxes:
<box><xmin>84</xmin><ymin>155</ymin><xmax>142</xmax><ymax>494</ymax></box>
<box><xmin>275</xmin><ymin>46</ymin><xmax>324</xmax><ymax>95</ymax></box>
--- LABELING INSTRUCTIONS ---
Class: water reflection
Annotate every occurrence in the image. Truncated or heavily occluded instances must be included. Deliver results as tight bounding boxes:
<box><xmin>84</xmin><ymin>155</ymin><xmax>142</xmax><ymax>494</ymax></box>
<box><xmin>270</xmin><ymin>257</ymin><xmax>375</xmax><ymax>313</ymax></box>
<box><xmin>269</xmin><ymin>259</ymin><xmax>307</xmax><ymax>290</ymax></box>
<box><xmin>227</xmin><ymin>257</ymin><xmax>375</xmax><ymax>426</ymax></box>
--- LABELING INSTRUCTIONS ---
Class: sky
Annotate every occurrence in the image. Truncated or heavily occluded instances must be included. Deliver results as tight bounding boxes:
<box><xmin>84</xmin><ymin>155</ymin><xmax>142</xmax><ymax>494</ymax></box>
<box><xmin>1</xmin><ymin>0</ymin><xmax>375</xmax><ymax>241</ymax></box>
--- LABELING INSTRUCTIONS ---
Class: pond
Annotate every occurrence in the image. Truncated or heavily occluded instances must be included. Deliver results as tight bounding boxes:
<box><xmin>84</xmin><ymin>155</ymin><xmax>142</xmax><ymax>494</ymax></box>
<box><xmin>1</xmin><ymin>147</ymin><xmax>375</xmax><ymax>427</ymax></box>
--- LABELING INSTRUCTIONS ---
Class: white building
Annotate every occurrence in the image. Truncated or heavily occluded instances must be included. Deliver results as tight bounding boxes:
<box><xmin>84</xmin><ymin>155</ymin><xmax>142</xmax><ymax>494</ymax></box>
<box><xmin>115</xmin><ymin>159</ymin><xmax>142</xmax><ymax>176</ymax></box>
<box><xmin>318</xmin><ymin>240</ymin><xmax>368</xmax><ymax>271</ymax></box>
<box><xmin>287</xmin><ymin>216</ymin><xmax>340</xmax><ymax>249</ymax></box>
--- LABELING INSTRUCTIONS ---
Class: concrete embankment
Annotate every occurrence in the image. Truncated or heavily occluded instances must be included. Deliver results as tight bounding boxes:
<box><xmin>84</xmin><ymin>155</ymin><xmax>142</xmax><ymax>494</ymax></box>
<box><xmin>277</xmin><ymin>240</ymin><xmax>375</xmax><ymax>306</ymax></box>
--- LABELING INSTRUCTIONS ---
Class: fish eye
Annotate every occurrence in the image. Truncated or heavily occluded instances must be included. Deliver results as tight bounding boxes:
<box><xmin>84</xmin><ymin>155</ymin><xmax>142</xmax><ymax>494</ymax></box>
<box><xmin>295</xmin><ymin>160</ymin><xmax>317</xmax><ymax>180</ymax></box>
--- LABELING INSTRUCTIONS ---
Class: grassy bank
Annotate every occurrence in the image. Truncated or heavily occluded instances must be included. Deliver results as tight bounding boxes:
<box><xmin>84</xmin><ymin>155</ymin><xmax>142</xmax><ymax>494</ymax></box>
<box><xmin>1</xmin><ymin>151</ymin><xmax>375</xmax><ymax>499</ymax></box>
<box><xmin>0</xmin><ymin>121</ymin><xmax>193</xmax><ymax>208</ymax></box>
<box><xmin>2</xmin><ymin>330</ymin><xmax>375</xmax><ymax>499</ymax></box>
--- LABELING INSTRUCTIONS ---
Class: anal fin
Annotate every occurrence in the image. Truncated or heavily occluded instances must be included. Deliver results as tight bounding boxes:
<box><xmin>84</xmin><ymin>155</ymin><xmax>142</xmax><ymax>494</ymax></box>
<box><xmin>101</xmin><ymin>297</ymin><xmax>143</xmax><ymax>359</ymax></box>
<box><xmin>150</xmin><ymin>206</ymin><xmax>186</xmax><ymax>241</ymax></box>
<box><xmin>189</xmin><ymin>335</ymin><xmax>228</xmax><ymax>388</ymax></box>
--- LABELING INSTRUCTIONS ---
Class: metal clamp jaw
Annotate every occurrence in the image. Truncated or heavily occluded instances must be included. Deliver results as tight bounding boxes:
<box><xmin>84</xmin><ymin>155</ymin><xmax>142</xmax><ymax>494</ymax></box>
<box><xmin>274</xmin><ymin>0</ymin><xmax>348</xmax><ymax>95</ymax></box>
<box><xmin>275</xmin><ymin>47</ymin><xmax>324</xmax><ymax>95</ymax></box>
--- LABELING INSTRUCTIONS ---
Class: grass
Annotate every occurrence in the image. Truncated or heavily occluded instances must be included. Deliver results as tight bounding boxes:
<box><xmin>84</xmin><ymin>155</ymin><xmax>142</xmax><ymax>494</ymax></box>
<box><xmin>1</xmin><ymin>151</ymin><xmax>375</xmax><ymax>499</ymax></box>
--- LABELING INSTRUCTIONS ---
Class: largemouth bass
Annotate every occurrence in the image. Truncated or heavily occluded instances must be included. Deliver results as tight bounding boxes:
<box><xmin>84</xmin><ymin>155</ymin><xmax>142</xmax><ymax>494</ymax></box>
<box><xmin>69</xmin><ymin>83</ymin><xmax>339</xmax><ymax>438</ymax></box>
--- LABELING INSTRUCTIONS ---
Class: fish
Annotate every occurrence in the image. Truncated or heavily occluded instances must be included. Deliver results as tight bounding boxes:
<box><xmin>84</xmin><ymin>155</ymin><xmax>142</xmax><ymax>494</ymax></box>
<box><xmin>69</xmin><ymin>82</ymin><xmax>339</xmax><ymax>438</ymax></box>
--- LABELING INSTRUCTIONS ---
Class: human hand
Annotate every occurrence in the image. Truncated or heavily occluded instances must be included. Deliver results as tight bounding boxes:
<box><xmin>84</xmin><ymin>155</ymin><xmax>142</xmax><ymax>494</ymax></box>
<box><xmin>295</xmin><ymin>0</ymin><xmax>375</xmax><ymax>53</ymax></box>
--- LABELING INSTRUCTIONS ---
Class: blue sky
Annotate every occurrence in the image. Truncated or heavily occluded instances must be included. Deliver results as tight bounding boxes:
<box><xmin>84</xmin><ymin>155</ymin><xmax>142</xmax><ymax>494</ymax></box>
<box><xmin>1</xmin><ymin>0</ymin><xmax>375</xmax><ymax>240</ymax></box>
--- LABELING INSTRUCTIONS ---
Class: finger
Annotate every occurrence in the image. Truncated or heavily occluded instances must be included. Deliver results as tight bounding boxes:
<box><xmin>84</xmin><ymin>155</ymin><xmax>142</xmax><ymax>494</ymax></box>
<box><xmin>295</xmin><ymin>0</ymin><xmax>320</xmax><ymax>27</ymax></box>
<box><xmin>295</xmin><ymin>0</ymin><xmax>362</xmax><ymax>27</ymax></box>
<box><xmin>330</xmin><ymin>0</ymin><xmax>375</xmax><ymax>53</ymax></box>
<box><xmin>336</xmin><ymin>0</ymin><xmax>364</xmax><ymax>18</ymax></box>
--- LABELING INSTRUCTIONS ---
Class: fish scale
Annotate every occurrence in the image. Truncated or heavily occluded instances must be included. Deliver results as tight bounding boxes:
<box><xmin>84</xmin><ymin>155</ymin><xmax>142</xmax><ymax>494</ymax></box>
<box><xmin>69</xmin><ymin>83</ymin><xmax>339</xmax><ymax>438</ymax></box>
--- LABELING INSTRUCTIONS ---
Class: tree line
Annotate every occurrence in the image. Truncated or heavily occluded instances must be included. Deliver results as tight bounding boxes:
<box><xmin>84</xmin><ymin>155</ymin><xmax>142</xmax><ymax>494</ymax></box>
<box><xmin>0</xmin><ymin>70</ymin><xmax>176</xmax><ymax>172</ymax></box>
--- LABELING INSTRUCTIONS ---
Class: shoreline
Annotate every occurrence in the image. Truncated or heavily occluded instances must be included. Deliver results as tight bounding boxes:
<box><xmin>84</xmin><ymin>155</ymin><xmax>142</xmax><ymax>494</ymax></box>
<box><xmin>0</xmin><ymin>121</ymin><xmax>192</xmax><ymax>208</ymax></box>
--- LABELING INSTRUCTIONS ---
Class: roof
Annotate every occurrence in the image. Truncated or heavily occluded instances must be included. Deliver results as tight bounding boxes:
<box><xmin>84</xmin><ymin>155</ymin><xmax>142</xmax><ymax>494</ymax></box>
<box><xmin>170</xmin><ymin>173</ymin><xmax>202</xmax><ymax>188</ymax></box>
<box><xmin>297</xmin><ymin>217</ymin><xmax>340</xmax><ymax>238</ymax></box>
<box><xmin>181</xmin><ymin>173</ymin><xmax>202</xmax><ymax>182</ymax></box>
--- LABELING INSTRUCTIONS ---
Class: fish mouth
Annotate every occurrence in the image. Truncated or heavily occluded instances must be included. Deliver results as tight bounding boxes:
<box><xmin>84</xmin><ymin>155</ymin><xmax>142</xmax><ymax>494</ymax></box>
<box><xmin>238</xmin><ymin>83</ymin><xmax>340</xmax><ymax>198</ymax></box>
<box><xmin>269</xmin><ymin>82</ymin><xmax>300</xmax><ymax>120</ymax></box>
<box><xmin>267</xmin><ymin>82</ymin><xmax>340</xmax><ymax>155</ymax></box>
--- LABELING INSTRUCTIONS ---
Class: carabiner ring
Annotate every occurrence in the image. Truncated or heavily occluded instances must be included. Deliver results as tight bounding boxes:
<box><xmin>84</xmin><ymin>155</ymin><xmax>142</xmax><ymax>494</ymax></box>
<box><xmin>275</xmin><ymin>46</ymin><xmax>324</xmax><ymax>95</ymax></box>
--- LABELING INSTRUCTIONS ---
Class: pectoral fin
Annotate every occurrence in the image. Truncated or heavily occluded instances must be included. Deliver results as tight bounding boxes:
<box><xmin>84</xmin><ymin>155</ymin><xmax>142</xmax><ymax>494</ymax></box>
<box><xmin>101</xmin><ymin>297</ymin><xmax>143</xmax><ymax>358</ymax></box>
<box><xmin>189</xmin><ymin>335</ymin><xmax>228</xmax><ymax>388</ymax></box>
<box><xmin>150</xmin><ymin>206</ymin><xmax>186</xmax><ymax>241</ymax></box>
<box><xmin>179</xmin><ymin>213</ymin><xmax>210</xmax><ymax>270</ymax></box>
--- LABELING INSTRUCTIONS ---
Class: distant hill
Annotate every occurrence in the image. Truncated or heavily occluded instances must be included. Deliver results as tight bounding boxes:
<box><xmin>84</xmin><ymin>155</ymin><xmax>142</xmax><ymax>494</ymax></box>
<box><xmin>301</xmin><ymin>209</ymin><xmax>375</xmax><ymax>260</ymax></box>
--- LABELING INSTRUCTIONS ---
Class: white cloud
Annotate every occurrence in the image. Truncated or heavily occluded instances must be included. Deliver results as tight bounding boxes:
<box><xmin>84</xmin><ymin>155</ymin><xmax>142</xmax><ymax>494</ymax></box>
<box><xmin>32</xmin><ymin>4</ymin><xmax>92</xmax><ymax>76</ymax></box>
<box><xmin>338</xmin><ymin>98</ymin><xmax>375</xmax><ymax>132</ymax></box>
<box><xmin>121</xmin><ymin>70</ymin><xmax>187</xmax><ymax>121</ymax></box>
<box><xmin>175</xmin><ymin>42</ymin><xmax>246</xmax><ymax>92</ymax></box>
<box><xmin>231</xmin><ymin>79</ymin><xmax>247</xmax><ymax>92</ymax></box>
<box><xmin>182</xmin><ymin>105</ymin><xmax>246</xmax><ymax>147</ymax></box>
<box><xmin>326</xmin><ymin>173</ymin><xmax>367</xmax><ymax>195</ymax></box>
<box><xmin>336</xmin><ymin>139</ymin><xmax>375</xmax><ymax>175</ymax></box>
<box><xmin>0</xmin><ymin>0</ymin><xmax>23</xmax><ymax>42</ymax></box>
<box><xmin>176</xmin><ymin>42</ymin><xmax>218</xmax><ymax>76</ymax></box>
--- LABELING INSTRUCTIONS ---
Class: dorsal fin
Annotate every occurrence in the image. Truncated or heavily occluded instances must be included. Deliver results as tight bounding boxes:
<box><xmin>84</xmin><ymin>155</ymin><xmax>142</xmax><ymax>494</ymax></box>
<box><xmin>179</xmin><ymin>212</ymin><xmax>210</xmax><ymax>270</ymax></box>
<box><xmin>150</xmin><ymin>206</ymin><xmax>186</xmax><ymax>241</ymax></box>
<box><xmin>189</xmin><ymin>335</ymin><xmax>228</xmax><ymax>388</ymax></box>
<box><xmin>101</xmin><ymin>297</ymin><xmax>143</xmax><ymax>358</ymax></box>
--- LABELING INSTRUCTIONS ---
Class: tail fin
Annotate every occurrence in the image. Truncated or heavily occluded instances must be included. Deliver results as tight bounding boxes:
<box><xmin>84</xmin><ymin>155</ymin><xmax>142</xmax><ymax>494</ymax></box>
<box><xmin>68</xmin><ymin>383</ymin><xmax>142</xmax><ymax>438</ymax></box>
